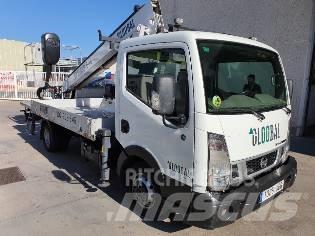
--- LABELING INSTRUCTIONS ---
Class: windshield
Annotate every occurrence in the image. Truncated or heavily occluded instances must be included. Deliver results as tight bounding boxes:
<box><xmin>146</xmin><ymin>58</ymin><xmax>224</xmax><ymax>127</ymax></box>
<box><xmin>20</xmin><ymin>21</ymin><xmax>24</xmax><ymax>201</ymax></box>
<box><xmin>197</xmin><ymin>40</ymin><xmax>287</xmax><ymax>113</ymax></box>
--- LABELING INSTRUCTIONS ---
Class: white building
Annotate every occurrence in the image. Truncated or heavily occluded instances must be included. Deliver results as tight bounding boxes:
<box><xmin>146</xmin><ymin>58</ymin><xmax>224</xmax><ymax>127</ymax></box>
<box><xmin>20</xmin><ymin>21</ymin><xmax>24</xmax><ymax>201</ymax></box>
<box><xmin>160</xmin><ymin>0</ymin><xmax>315</xmax><ymax>136</ymax></box>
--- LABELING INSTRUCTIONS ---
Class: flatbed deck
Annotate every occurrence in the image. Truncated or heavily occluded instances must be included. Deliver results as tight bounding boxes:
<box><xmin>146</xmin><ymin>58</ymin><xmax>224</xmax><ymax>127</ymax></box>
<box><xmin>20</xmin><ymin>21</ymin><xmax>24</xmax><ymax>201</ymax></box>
<box><xmin>20</xmin><ymin>98</ymin><xmax>115</xmax><ymax>141</ymax></box>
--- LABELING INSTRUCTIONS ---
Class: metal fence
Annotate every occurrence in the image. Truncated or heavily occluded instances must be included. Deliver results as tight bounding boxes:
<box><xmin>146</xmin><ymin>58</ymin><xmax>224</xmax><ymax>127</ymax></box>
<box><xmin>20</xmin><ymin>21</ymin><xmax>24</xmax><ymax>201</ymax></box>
<box><xmin>0</xmin><ymin>71</ymin><xmax>69</xmax><ymax>99</ymax></box>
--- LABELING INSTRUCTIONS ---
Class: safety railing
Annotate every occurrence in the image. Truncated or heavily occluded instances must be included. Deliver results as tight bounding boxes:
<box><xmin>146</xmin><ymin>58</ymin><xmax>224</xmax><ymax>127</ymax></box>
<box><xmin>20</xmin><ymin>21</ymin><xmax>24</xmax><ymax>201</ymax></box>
<box><xmin>0</xmin><ymin>71</ymin><xmax>69</xmax><ymax>99</ymax></box>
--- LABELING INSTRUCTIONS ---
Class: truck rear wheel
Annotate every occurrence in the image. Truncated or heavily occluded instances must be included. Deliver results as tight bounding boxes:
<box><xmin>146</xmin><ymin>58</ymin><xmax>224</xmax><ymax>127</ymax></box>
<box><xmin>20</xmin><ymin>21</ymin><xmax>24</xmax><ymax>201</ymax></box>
<box><xmin>42</xmin><ymin>121</ymin><xmax>71</xmax><ymax>152</ymax></box>
<box><xmin>43</xmin><ymin>122</ymin><xmax>58</xmax><ymax>152</ymax></box>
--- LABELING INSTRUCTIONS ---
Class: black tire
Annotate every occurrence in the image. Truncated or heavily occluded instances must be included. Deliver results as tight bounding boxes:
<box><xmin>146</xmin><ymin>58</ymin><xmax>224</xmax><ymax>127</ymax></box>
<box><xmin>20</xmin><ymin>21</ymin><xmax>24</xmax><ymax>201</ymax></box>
<box><xmin>42</xmin><ymin>122</ymin><xmax>71</xmax><ymax>152</ymax></box>
<box><xmin>42</xmin><ymin>122</ymin><xmax>59</xmax><ymax>152</ymax></box>
<box><xmin>36</xmin><ymin>87</ymin><xmax>45</xmax><ymax>99</ymax></box>
<box><xmin>124</xmin><ymin>162</ymin><xmax>162</xmax><ymax>220</ymax></box>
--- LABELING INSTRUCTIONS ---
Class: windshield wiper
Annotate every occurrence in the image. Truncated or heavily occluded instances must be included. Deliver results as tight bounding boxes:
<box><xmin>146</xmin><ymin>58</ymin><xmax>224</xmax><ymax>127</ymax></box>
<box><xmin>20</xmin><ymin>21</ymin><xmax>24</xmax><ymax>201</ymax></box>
<box><xmin>213</xmin><ymin>108</ymin><xmax>266</xmax><ymax>121</ymax></box>
<box><xmin>247</xmin><ymin>108</ymin><xmax>266</xmax><ymax>121</ymax></box>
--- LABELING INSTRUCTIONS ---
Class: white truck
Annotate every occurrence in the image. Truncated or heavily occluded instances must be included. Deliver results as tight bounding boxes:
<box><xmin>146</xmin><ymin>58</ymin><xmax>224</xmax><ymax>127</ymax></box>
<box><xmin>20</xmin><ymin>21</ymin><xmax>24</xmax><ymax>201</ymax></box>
<box><xmin>21</xmin><ymin>0</ymin><xmax>297</xmax><ymax>228</ymax></box>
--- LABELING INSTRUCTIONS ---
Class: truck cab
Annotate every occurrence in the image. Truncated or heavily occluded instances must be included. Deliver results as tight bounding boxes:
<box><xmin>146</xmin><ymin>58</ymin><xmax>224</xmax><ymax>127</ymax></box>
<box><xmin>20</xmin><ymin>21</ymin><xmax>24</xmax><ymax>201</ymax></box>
<box><xmin>24</xmin><ymin>28</ymin><xmax>297</xmax><ymax>228</ymax></box>
<box><xmin>114</xmin><ymin>31</ymin><xmax>297</xmax><ymax>226</ymax></box>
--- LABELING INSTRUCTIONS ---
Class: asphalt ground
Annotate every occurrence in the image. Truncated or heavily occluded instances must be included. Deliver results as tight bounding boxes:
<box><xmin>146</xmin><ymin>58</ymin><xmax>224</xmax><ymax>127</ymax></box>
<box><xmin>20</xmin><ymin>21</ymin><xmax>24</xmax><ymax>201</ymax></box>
<box><xmin>0</xmin><ymin>100</ymin><xmax>314</xmax><ymax>235</ymax></box>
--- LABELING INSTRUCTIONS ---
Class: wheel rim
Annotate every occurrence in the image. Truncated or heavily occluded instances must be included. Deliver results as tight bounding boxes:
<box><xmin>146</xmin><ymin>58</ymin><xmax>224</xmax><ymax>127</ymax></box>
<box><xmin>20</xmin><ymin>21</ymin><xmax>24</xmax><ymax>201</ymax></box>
<box><xmin>132</xmin><ymin>173</ymin><xmax>156</xmax><ymax>208</ymax></box>
<box><xmin>43</xmin><ymin>126</ymin><xmax>51</xmax><ymax>148</ymax></box>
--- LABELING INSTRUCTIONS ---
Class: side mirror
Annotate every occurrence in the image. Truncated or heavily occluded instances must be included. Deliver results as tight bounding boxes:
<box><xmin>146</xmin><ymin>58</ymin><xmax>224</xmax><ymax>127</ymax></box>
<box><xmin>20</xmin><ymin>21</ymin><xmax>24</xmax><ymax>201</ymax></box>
<box><xmin>41</xmin><ymin>33</ymin><xmax>60</xmax><ymax>65</ymax></box>
<box><xmin>287</xmin><ymin>79</ymin><xmax>293</xmax><ymax>100</ymax></box>
<box><xmin>151</xmin><ymin>75</ymin><xmax>175</xmax><ymax>115</ymax></box>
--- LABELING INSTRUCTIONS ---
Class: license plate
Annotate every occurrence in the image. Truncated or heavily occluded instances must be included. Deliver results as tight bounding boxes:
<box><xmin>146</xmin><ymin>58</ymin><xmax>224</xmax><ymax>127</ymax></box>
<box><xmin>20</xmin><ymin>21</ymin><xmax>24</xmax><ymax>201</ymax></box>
<box><xmin>259</xmin><ymin>180</ymin><xmax>284</xmax><ymax>203</ymax></box>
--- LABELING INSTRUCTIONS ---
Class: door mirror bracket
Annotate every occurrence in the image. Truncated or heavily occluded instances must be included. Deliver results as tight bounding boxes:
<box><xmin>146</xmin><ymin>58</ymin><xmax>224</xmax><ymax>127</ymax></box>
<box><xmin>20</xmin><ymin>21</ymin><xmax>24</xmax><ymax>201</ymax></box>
<box><xmin>162</xmin><ymin>114</ymin><xmax>187</xmax><ymax>129</ymax></box>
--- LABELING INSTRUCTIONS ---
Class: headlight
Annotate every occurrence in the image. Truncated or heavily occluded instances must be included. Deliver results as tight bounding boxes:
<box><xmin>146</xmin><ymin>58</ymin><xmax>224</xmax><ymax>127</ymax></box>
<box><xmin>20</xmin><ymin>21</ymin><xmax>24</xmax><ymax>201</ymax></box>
<box><xmin>208</xmin><ymin>133</ymin><xmax>231</xmax><ymax>191</ymax></box>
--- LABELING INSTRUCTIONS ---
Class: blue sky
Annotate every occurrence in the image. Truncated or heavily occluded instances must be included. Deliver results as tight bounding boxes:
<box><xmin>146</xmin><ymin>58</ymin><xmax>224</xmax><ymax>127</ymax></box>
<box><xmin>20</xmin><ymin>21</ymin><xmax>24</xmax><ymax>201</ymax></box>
<box><xmin>0</xmin><ymin>0</ymin><xmax>146</xmax><ymax>58</ymax></box>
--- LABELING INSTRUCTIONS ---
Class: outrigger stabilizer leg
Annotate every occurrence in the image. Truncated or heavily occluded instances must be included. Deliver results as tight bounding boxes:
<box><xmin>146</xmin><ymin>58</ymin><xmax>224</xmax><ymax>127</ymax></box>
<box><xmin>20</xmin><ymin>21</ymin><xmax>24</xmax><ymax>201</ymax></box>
<box><xmin>98</xmin><ymin>129</ymin><xmax>112</xmax><ymax>188</ymax></box>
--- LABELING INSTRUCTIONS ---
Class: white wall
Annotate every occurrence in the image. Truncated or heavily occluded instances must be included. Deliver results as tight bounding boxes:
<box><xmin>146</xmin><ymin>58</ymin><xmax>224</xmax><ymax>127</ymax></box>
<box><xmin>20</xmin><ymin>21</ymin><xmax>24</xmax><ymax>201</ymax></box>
<box><xmin>160</xmin><ymin>0</ymin><xmax>315</xmax><ymax>136</ymax></box>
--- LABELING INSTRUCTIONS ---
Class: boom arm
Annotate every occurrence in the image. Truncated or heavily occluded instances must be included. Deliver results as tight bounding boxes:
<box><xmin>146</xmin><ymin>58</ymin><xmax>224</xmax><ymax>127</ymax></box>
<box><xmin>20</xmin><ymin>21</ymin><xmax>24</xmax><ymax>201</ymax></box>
<box><xmin>63</xmin><ymin>0</ymin><xmax>165</xmax><ymax>92</ymax></box>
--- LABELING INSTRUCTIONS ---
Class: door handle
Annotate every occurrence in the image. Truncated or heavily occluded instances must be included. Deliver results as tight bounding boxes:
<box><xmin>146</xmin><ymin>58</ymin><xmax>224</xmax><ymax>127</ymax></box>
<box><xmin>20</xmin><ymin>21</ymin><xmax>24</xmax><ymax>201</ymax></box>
<box><xmin>121</xmin><ymin>119</ymin><xmax>130</xmax><ymax>133</ymax></box>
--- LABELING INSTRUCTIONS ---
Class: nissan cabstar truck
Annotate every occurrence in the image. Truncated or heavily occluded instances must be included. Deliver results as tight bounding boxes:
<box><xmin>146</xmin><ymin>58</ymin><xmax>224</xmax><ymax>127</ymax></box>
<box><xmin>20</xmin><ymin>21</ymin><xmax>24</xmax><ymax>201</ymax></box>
<box><xmin>21</xmin><ymin>0</ymin><xmax>297</xmax><ymax>228</ymax></box>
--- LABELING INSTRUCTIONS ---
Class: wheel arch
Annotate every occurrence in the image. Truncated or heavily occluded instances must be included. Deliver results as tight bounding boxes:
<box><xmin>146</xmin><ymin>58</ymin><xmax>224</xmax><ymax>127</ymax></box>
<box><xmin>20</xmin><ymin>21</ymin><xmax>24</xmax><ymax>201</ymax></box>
<box><xmin>116</xmin><ymin>145</ymin><xmax>162</xmax><ymax>178</ymax></box>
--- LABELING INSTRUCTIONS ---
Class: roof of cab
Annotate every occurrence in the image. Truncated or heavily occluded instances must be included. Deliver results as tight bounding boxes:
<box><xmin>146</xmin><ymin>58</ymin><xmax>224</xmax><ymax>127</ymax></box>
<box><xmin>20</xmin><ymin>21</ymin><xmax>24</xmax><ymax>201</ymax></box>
<box><xmin>120</xmin><ymin>31</ymin><xmax>278</xmax><ymax>54</ymax></box>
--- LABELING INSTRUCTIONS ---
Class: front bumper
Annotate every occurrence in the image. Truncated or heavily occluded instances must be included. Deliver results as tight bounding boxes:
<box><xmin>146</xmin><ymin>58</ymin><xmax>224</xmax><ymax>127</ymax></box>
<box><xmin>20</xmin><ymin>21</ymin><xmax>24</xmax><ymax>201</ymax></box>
<box><xmin>186</xmin><ymin>156</ymin><xmax>297</xmax><ymax>229</ymax></box>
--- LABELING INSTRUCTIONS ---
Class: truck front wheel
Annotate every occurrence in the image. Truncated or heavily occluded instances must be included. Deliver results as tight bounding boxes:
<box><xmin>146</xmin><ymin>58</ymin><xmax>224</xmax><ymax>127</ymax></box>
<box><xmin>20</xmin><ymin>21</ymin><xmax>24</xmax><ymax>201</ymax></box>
<box><xmin>125</xmin><ymin>162</ymin><xmax>160</xmax><ymax>212</ymax></box>
<box><xmin>123</xmin><ymin>161</ymin><xmax>177</xmax><ymax>221</ymax></box>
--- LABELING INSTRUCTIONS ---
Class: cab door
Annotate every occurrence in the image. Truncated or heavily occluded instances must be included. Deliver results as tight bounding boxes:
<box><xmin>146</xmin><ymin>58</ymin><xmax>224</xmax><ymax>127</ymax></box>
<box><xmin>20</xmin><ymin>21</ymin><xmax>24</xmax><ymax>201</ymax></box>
<box><xmin>117</xmin><ymin>42</ymin><xmax>194</xmax><ymax>187</ymax></box>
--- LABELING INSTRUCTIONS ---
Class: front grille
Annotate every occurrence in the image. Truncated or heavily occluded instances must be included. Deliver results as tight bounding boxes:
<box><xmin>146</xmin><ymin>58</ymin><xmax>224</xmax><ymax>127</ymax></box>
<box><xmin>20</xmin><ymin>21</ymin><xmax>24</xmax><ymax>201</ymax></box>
<box><xmin>246</xmin><ymin>151</ymin><xmax>277</xmax><ymax>175</ymax></box>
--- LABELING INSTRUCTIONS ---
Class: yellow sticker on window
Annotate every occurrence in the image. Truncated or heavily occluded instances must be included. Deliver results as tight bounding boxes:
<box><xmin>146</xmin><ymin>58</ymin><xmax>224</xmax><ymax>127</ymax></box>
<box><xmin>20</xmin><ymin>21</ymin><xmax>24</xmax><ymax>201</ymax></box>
<box><xmin>212</xmin><ymin>95</ymin><xmax>222</xmax><ymax>108</ymax></box>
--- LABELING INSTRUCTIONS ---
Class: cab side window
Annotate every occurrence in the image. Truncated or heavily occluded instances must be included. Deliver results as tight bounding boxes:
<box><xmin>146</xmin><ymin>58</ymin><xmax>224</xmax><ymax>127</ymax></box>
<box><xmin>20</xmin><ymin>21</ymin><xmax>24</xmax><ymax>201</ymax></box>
<box><xmin>127</xmin><ymin>48</ymin><xmax>189</xmax><ymax>124</ymax></box>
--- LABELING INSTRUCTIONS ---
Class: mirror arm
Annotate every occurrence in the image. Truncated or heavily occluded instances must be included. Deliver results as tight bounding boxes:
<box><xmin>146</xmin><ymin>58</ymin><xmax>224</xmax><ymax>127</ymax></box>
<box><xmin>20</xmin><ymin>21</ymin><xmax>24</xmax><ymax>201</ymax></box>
<box><xmin>162</xmin><ymin>114</ymin><xmax>186</xmax><ymax>129</ymax></box>
<box><xmin>162</xmin><ymin>116</ymin><xmax>179</xmax><ymax>129</ymax></box>
<box><xmin>167</xmin><ymin>114</ymin><xmax>186</xmax><ymax>123</ymax></box>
